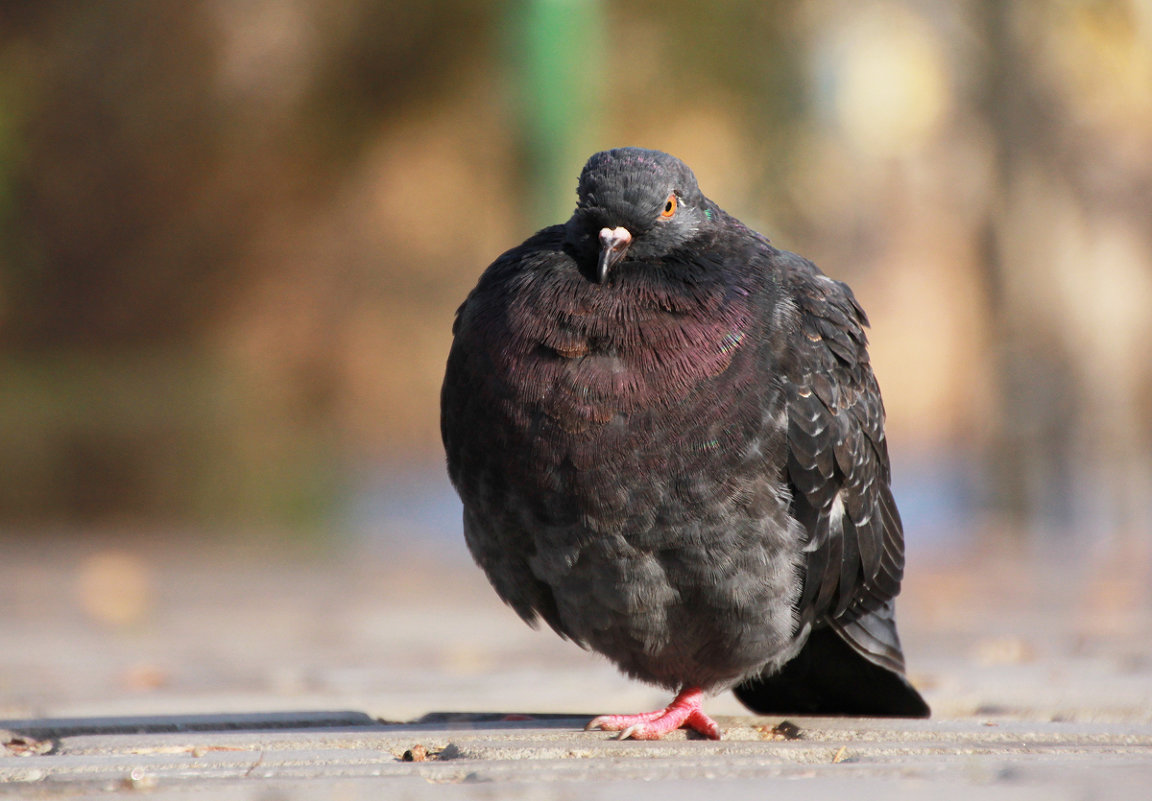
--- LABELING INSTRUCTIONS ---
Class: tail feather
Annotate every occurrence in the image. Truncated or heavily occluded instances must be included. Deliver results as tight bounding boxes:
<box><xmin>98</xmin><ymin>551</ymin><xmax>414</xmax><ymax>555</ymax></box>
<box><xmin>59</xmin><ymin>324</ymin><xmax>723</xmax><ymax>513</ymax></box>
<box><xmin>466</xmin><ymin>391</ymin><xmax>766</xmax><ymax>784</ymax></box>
<box><xmin>733</xmin><ymin>603</ymin><xmax>929</xmax><ymax>718</ymax></box>
<box><xmin>831</xmin><ymin>598</ymin><xmax>907</xmax><ymax>674</ymax></box>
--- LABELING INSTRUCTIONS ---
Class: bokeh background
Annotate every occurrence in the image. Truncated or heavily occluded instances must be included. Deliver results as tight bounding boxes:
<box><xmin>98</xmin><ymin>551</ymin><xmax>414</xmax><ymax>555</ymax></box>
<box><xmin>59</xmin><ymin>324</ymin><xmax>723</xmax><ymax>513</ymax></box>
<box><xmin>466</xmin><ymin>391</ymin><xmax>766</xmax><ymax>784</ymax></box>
<box><xmin>2</xmin><ymin>0</ymin><xmax>1150</xmax><ymax>561</ymax></box>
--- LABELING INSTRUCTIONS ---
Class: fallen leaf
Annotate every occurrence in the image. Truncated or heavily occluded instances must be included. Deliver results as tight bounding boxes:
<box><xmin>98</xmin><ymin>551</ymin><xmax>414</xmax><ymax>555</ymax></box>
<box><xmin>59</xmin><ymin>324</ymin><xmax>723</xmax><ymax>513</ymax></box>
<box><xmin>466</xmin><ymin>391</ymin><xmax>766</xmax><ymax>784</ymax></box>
<box><xmin>402</xmin><ymin>744</ymin><xmax>428</xmax><ymax>762</ymax></box>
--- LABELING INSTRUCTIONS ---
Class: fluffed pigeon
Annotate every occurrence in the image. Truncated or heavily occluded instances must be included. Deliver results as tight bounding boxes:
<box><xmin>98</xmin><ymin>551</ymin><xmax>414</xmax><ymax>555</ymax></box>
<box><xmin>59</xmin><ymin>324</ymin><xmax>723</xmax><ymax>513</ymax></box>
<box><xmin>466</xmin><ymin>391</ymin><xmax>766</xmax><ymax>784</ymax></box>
<box><xmin>441</xmin><ymin>147</ymin><xmax>929</xmax><ymax>740</ymax></box>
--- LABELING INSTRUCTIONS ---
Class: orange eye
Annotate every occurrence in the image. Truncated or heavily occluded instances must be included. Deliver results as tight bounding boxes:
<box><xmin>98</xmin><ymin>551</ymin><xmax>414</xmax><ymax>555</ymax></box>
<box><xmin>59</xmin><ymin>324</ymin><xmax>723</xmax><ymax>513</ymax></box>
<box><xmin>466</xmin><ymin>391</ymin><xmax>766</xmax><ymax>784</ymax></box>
<box><xmin>661</xmin><ymin>193</ymin><xmax>677</xmax><ymax>218</ymax></box>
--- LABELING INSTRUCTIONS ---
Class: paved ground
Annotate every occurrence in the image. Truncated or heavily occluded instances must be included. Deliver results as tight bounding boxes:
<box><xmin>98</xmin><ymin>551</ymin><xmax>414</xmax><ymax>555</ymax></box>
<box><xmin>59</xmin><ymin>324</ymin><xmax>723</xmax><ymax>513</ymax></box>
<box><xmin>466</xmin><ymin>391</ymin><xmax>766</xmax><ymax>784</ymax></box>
<box><xmin>1</xmin><ymin>530</ymin><xmax>1150</xmax><ymax>798</ymax></box>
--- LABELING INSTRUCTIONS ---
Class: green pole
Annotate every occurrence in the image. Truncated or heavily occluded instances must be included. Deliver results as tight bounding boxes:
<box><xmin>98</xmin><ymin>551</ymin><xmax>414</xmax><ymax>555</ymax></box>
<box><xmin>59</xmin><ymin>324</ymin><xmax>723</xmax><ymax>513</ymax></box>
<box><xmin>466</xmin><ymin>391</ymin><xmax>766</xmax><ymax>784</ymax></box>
<box><xmin>509</xmin><ymin>0</ymin><xmax>602</xmax><ymax>228</ymax></box>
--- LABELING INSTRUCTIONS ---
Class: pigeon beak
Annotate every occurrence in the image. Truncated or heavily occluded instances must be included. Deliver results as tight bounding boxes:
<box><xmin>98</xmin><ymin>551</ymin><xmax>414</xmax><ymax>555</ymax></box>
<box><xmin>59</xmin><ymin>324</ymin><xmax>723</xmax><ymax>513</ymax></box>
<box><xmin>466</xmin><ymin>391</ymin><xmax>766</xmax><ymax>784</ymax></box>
<box><xmin>596</xmin><ymin>226</ymin><xmax>633</xmax><ymax>283</ymax></box>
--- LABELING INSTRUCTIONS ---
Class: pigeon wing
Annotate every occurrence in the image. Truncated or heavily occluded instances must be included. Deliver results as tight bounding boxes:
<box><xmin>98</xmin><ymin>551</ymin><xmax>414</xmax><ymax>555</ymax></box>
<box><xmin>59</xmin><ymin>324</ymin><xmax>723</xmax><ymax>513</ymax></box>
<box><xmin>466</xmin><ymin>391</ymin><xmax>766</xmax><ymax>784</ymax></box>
<box><xmin>776</xmin><ymin>253</ymin><xmax>906</xmax><ymax>669</ymax></box>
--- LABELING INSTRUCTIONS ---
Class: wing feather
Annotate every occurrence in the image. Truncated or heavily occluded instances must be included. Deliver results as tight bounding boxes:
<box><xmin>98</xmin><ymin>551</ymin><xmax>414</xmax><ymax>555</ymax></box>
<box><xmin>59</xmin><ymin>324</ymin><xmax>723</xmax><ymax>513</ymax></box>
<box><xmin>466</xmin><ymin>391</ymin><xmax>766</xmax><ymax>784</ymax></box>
<box><xmin>778</xmin><ymin>254</ymin><xmax>905</xmax><ymax>630</ymax></box>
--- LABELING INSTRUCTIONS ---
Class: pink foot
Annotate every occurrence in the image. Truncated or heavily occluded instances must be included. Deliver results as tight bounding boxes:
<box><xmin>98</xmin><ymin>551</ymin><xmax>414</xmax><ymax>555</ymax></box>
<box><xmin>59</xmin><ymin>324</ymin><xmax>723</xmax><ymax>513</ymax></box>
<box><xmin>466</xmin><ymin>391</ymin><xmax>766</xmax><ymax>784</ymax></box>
<box><xmin>585</xmin><ymin>686</ymin><xmax>721</xmax><ymax>740</ymax></box>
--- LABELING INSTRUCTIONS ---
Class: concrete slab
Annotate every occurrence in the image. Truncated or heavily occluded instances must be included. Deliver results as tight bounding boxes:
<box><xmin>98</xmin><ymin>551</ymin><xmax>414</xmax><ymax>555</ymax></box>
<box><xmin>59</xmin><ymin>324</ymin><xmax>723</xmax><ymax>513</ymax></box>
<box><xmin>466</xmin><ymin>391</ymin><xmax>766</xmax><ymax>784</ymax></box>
<box><xmin>3</xmin><ymin>711</ymin><xmax>1151</xmax><ymax>797</ymax></box>
<box><xmin>1</xmin><ymin>534</ymin><xmax>1150</xmax><ymax>797</ymax></box>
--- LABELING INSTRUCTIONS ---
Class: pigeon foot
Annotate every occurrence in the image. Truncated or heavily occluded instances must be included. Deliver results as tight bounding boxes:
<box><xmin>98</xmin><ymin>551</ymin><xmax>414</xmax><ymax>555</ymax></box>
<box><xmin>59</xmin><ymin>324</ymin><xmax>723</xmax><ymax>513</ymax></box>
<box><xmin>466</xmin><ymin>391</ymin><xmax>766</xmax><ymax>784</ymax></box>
<box><xmin>585</xmin><ymin>686</ymin><xmax>720</xmax><ymax>740</ymax></box>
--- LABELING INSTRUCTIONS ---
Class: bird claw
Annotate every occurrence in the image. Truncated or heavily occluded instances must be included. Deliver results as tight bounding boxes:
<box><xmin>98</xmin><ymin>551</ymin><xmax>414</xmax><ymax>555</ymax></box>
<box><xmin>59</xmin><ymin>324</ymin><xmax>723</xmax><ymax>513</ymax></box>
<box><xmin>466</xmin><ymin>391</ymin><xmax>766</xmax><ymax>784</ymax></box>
<box><xmin>583</xmin><ymin>687</ymin><xmax>721</xmax><ymax>740</ymax></box>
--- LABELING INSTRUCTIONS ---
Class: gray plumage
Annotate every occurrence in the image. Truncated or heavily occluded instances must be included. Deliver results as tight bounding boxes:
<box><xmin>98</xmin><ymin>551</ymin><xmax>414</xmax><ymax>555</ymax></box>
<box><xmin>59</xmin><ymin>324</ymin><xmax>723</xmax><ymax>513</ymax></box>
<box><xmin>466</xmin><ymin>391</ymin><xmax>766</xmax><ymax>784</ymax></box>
<box><xmin>441</xmin><ymin>147</ymin><xmax>928</xmax><ymax>728</ymax></box>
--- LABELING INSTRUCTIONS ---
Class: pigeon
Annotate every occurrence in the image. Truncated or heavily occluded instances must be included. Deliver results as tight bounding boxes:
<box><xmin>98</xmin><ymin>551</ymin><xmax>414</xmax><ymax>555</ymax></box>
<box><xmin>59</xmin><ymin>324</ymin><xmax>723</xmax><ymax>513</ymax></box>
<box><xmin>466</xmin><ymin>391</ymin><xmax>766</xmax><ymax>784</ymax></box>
<box><xmin>440</xmin><ymin>147</ymin><xmax>929</xmax><ymax>740</ymax></box>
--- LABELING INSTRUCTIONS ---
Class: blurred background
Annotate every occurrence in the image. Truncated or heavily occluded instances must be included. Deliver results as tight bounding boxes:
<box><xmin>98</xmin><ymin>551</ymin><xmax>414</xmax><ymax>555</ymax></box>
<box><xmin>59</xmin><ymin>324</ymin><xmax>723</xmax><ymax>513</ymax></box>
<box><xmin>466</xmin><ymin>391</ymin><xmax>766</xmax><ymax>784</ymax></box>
<box><xmin>1</xmin><ymin>0</ymin><xmax>1150</xmax><ymax>558</ymax></box>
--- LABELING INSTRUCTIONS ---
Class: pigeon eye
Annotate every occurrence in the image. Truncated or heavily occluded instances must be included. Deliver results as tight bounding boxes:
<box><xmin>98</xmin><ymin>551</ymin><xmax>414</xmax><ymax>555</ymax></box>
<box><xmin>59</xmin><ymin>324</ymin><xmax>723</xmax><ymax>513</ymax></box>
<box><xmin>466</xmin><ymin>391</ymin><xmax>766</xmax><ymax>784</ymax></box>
<box><xmin>661</xmin><ymin>193</ymin><xmax>677</xmax><ymax>218</ymax></box>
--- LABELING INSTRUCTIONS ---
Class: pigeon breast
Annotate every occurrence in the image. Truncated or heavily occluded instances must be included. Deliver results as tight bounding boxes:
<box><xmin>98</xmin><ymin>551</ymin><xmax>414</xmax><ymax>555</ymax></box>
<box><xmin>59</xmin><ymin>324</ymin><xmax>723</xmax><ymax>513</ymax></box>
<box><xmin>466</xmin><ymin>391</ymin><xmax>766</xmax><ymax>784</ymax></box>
<box><xmin>443</xmin><ymin>224</ymin><xmax>808</xmax><ymax>690</ymax></box>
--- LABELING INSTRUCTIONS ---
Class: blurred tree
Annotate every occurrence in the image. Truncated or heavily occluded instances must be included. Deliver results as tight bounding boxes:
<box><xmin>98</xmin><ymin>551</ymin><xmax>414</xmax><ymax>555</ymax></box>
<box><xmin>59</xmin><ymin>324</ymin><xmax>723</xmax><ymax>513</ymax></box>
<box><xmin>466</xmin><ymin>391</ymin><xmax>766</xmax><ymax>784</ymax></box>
<box><xmin>1</xmin><ymin>0</ymin><xmax>1148</xmax><ymax>544</ymax></box>
<box><xmin>0</xmin><ymin>3</ymin><xmax>250</xmax><ymax>521</ymax></box>
<box><xmin>301</xmin><ymin>0</ymin><xmax>490</xmax><ymax>162</ymax></box>
<box><xmin>974</xmin><ymin>0</ymin><xmax>1152</xmax><ymax>540</ymax></box>
<box><xmin>0</xmin><ymin>1</ymin><xmax>495</xmax><ymax>524</ymax></box>
<box><xmin>1</xmin><ymin>3</ymin><xmax>235</xmax><ymax>347</ymax></box>
<box><xmin>975</xmin><ymin>0</ymin><xmax>1080</xmax><ymax>531</ymax></box>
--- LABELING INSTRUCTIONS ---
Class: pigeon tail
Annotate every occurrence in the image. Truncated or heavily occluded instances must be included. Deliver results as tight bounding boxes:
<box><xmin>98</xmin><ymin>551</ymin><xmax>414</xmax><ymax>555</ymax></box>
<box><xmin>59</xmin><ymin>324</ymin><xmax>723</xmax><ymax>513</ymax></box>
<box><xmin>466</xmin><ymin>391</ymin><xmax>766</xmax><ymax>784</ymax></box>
<box><xmin>732</xmin><ymin>606</ymin><xmax>930</xmax><ymax>718</ymax></box>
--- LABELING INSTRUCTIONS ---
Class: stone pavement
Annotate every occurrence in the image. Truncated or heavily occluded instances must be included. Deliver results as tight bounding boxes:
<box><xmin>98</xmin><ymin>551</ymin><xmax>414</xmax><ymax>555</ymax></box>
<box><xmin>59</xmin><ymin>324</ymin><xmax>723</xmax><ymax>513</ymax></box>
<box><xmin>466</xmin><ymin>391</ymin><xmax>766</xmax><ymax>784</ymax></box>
<box><xmin>1</xmin><ymin>532</ymin><xmax>1150</xmax><ymax>798</ymax></box>
<box><xmin>3</xmin><ymin>710</ymin><xmax>1151</xmax><ymax>799</ymax></box>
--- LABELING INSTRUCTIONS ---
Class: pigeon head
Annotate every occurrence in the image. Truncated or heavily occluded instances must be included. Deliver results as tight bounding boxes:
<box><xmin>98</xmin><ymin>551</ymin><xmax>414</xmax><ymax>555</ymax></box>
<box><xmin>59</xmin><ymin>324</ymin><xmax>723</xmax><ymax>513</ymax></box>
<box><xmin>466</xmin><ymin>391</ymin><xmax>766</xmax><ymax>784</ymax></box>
<box><xmin>565</xmin><ymin>148</ymin><xmax>715</xmax><ymax>283</ymax></box>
